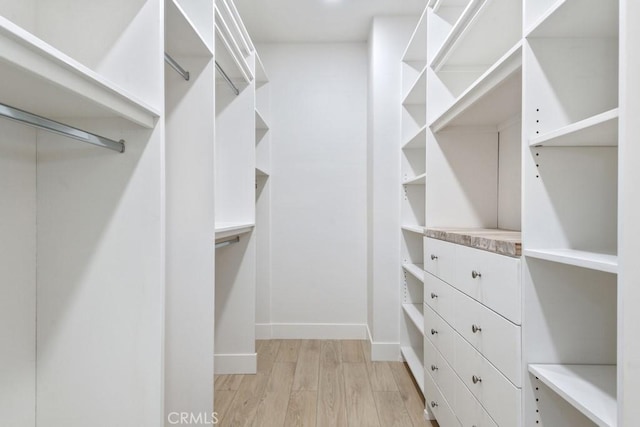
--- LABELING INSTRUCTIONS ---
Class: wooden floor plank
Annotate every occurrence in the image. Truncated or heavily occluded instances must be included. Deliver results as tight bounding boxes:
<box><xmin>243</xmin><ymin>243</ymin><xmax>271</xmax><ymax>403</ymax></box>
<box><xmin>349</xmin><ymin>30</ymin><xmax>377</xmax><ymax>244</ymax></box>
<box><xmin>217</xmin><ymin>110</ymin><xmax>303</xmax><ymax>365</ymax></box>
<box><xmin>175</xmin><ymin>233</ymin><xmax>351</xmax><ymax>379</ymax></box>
<box><xmin>390</xmin><ymin>362</ymin><xmax>432</xmax><ymax>427</ymax></box>
<box><xmin>341</xmin><ymin>340</ymin><xmax>365</xmax><ymax>363</ymax></box>
<box><xmin>317</xmin><ymin>341</ymin><xmax>348</xmax><ymax>427</ymax></box>
<box><xmin>251</xmin><ymin>362</ymin><xmax>296</xmax><ymax>427</ymax></box>
<box><xmin>373</xmin><ymin>391</ymin><xmax>415</xmax><ymax>427</ymax></box>
<box><xmin>292</xmin><ymin>340</ymin><xmax>321</xmax><ymax>391</ymax></box>
<box><xmin>219</xmin><ymin>372</ymin><xmax>271</xmax><ymax>427</ymax></box>
<box><xmin>257</xmin><ymin>339</ymin><xmax>281</xmax><ymax>375</ymax></box>
<box><xmin>215</xmin><ymin>374</ymin><xmax>244</xmax><ymax>391</ymax></box>
<box><xmin>214</xmin><ymin>390</ymin><xmax>237</xmax><ymax>423</ymax></box>
<box><xmin>343</xmin><ymin>363</ymin><xmax>381</xmax><ymax>426</ymax></box>
<box><xmin>276</xmin><ymin>339</ymin><xmax>301</xmax><ymax>363</ymax></box>
<box><xmin>359</xmin><ymin>339</ymin><xmax>399</xmax><ymax>391</ymax></box>
<box><xmin>283</xmin><ymin>391</ymin><xmax>317</xmax><ymax>427</ymax></box>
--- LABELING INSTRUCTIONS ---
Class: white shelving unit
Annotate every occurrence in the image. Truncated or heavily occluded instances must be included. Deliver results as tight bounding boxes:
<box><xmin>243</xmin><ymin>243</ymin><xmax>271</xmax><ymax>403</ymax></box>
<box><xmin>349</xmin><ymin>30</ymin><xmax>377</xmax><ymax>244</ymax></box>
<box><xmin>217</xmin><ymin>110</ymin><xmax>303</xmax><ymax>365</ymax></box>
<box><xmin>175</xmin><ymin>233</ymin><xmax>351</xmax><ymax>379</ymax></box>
<box><xmin>529</xmin><ymin>109</ymin><xmax>619</xmax><ymax>147</ymax></box>
<box><xmin>402</xmin><ymin>263</ymin><xmax>425</xmax><ymax>282</ymax></box>
<box><xmin>401</xmin><ymin>345</ymin><xmax>425</xmax><ymax>394</ymax></box>
<box><xmin>402</xmin><ymin>303</ymin><xmax>425</xmax><ymax>335</ymax></box>
<box><xmin>524</xmin><ymin>248</ymin><xmax>618</xmax><ymax>274</ymax></box>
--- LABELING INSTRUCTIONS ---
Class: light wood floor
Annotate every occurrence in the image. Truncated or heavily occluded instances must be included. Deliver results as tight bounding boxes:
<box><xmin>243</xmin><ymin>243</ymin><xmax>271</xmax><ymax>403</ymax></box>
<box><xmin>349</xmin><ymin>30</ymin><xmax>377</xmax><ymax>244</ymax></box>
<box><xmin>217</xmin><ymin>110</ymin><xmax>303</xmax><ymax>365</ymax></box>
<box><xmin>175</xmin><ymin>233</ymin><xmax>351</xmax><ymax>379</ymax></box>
<box><xmin>214</xmin><ymin>340</ymin><xmax>439</xmax><ymax>427</ymax></box>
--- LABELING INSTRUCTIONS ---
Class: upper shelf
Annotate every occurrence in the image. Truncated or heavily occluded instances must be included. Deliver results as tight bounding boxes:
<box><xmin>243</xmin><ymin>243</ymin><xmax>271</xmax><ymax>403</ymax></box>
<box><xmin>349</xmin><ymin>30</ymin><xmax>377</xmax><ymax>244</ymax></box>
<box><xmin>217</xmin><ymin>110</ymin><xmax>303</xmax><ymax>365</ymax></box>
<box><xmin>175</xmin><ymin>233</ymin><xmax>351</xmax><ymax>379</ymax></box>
<box><xmin>430</xmin><ymin>0</ymin><xmax>522</xmax><ymax>73</ymax></box>
<box><xmin>403</xmin><ymin>125</ymin><xmax>427</xmax><ymax>150</ymax></box>
<box><xmin>525</xmin><ymin>0</ymin><xmax>618</xmax><ymax>38</ymax></box>
<box><xmin>255</xmin><ymin>53</ymin><xmax>269</xmax><ymax>85</ymax></box>
<box><xmin>430</xmin><ymin>42</ymin><xmax>522</xmax><ymax>132</ymax></box>
<box><xmin>215</xmin><ymin>3</ymin><xmax>253</xmax><ymax>84</ymax></box>
<box><xmin>165</xmin><ymin>0</ymin><xmax>213</xmax><ymax>58</ymax></box>
<box><xmin>402</xmin><ymin>67</ymin><xmax>427</xmax><ymax>106</ymax></box>
<box><xmin>215</xmin><ymin>222</ymin><xmax>255</xmax><ymax>240</ymax></box>
<box><xmin>402</xmin><ymin>6</ymin><xmax>428</xmax><ymax>64</ymax></box>
<box><xmin>255</xmin><ymin>109</ymin><xmax>269</xmax><ymax>130</ymax></box>
<box><xmin>524</xmin><ymin>248</ymin><xmax>618</xmax><ymax>274</ymax></box>
<box><xmin>529</xmin><ymin>109</ymin><xmax>618</xmax><ymax>147</ymax></box>
<box><xmin>426</xmin><ymin>227</ymin><xmax>522</xmax><ymax>257</ymax></box>
<box><xmin>0</xmin><ymin>16</ymin><xmax>159</xmax><ymax>129</ymax></box>
<box><xmin>403</xmin><ymin>173</ymin><xmax>426</xmax><ymax>185</ymax></box>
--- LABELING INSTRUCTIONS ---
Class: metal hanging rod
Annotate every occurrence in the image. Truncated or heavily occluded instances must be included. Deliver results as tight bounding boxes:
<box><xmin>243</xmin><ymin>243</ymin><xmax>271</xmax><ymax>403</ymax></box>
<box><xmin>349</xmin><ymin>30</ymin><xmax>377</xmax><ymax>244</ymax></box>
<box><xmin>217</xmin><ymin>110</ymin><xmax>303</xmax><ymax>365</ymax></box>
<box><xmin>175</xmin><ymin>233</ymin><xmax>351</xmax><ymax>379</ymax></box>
<box><xmin>165</xmin><ymin>53</ymin><xmax>190</xmax><ymax>81</ymax></box>
<box><xmin>215</xmin><ymin>236</ymin><xmax>240</xmax><ymax>249</ymax></box>
<box><xmin>0</xmin><ymin>103</ymin><xmax>125</xmax><ymax>153</ymax></box>
<box><xmin>215</xmin><ymin>61</ymin><xmax>240</xmax><ymax>96</ymax></box>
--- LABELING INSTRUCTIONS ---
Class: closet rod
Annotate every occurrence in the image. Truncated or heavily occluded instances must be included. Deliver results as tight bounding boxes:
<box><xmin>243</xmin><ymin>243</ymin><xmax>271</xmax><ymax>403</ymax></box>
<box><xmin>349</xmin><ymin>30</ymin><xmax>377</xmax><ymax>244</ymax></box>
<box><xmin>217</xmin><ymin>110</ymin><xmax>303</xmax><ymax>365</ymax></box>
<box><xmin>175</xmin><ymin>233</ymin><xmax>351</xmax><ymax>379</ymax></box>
<box><xmin>215</xmin><ymin>236</ymin><xmax>240</xmax><ymax>249</ymax></box>
<box><xmin>215</xmin><ymin>61</ymin><xmax>240</xmax><ymax>95</ymax></box>
<box><xmin>165</xmin><ymin>53</ymin><xmax>190</xmax><ymax>81</ymax></box>
<box><xmin>0</xmin><ymin>103</ymin><xmax>125</xmax><ymax>153</ymax></box>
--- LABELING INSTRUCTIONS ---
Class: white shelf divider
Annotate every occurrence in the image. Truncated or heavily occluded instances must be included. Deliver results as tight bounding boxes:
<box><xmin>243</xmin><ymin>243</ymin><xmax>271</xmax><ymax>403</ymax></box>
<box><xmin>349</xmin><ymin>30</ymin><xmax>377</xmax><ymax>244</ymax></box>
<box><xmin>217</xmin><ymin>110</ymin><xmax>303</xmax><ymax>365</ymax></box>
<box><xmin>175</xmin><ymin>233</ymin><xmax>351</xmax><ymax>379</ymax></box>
<box><xmin>403</xmin><ymin>125</ymin><xmax>427</xmax><ymax>149</ymax></box>
<box><xmin>403</xmin><ymin>303</ymin><xmax>425</xmax><ymax>335</ymax></box>
<box><xmin>215</xmin><ymin>222</ymin><xmax>255</xmax><ymax>240</ymax></box>
<box><xmin>524</xmin><ymin>248</ymin><xmax>618</xmax><ymax>274</ymax></box>
<box><xmin>402</xmin><ymin>224</ymin><xmax>426</xmax><ymax>234</ymax></box>
<box><xmin>401</xmin><ymin>346</ymin><xmax>425</xmax><ymax>393</ymax></box>
<box><xmin>529</xmin><ymin>364</ymin><xmax>616</xmax><ymax>427</ymax></box>
<box><xmin>529</xmin><ymin>109</ymin><xmax>619</xmax><ymax>147</ymax></box>
<box><xmin>403</xmin><ymin>173</ymin><xmax>426</xmax><ymax>185</ymax></box>
<box><xmin>403</xmin><ymin>263</ymin><xmax>425</xmax><ymax>283</ymax></box>
<box><xmin>402</xmin><ymin>67</ymin><xmax>427</xmax><ymax>106</ymax></box>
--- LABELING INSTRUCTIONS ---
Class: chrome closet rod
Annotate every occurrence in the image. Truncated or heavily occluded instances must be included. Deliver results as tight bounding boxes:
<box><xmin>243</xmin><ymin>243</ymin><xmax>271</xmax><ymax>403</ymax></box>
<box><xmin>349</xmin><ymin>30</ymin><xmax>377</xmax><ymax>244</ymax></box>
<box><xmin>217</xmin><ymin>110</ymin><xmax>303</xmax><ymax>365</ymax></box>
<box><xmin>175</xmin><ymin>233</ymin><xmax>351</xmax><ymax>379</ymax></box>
<box><xmin>215</xmin><ymin>236</ymin><xmax>240</xmax><ymax>249</ymax></box>
<box><xmin>165</xmin><ymin>53</ymin><xmax>190</xmax><ymax>81</ymax></box>
<box><xmin>0</xmin><ymin>103</ymin><xmax>125</xmax><ymax>153</ymax></box>
<box><xmin>215</xmin><ymin>61</ymin><xmax>240</xmax><ymax>96</ymax></box>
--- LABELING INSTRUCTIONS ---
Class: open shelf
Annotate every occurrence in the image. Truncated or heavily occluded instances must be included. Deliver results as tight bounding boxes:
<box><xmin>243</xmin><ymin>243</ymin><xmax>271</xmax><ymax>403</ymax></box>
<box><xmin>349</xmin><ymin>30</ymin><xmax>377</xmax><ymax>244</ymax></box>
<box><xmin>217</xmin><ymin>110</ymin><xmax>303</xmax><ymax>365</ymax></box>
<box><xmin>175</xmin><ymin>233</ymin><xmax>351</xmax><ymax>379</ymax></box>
<box><xmin>215</xmin><ymin>4</ymin><xmax>253</xmax><ymax>84</ymax></box>
<box><xmin>255</xmin><ymin>52</ymin><xmax>269</xmax><ymax>85</ymax></box>
<box><xmin>403</xmin><ymin>125</ymin><xmax>427</xmax><ymax>150</ymax></box>
<box><xmin>529</xmin><ymin>109</ymin><xmax>618</xmax><ymax>147</ymax></box>
<box><xmin>402</xmin><ymin>225</ymin><xmax>425</xmax><ymax>235</ymax></box>
<box><xmin>215</xmin><ymin>222</ymin><xmax>255</xmax><ymax>240</ymax></box>
<box><xmin>430</xmin><ymin>42</ymin><xmax>522</xmax><ymax>132</ymax></box>
<box><xmin>403</xmin><ymin>303</ymin><xmax>425</xmax><ymax>335</ymax></box>
<box><xmin>402</xmin><ymin>68</ymin><xmax>427</xmax><ymax>106</ymax></box>
<box><xmin>401</xmin><ymin>346</ymin><xmax>425</xmax><ymax>394</ymax></box>
<box><xmin>166</xmin><ymin>0</ymin><xmax>213</xmax><ymax>58</ymax></box>
<box><xmin>524</xmin><ymin>249</ymin><xmax>618</xmax><ymax>274</ymax></box>
<box><xmin>255</xmin><ymin>109</ymin><xmax>269</xmax><ymax>130</ymax></box>
<box><xmin>431</xmin><ymin>0</ymin><xmax>522</xmax><ymax>72</ymax></box>
<box><xmin>402</xmin><ymin>6</ymin><xmax>428</xmax><ymax>64</ymax></box>
<box><xmin>0</xmin><ymin>16</ymin><xmax>159</xmax><ymax>129</ymax></box>
<box><xmin>525</xmin><ymin>0</ymin><xmax>618</xmax><ymax>38</ymax></box>
<box><xmin>403</xmin><ymin>173</ymin><xmax>426</xmax><ymax>185</ymax></box>
<box><xmin>403</xmin><ymin>263</ymin><xmax>425</xmax><ymax>283</ymax></box>
<box><xmin>529</xmin><ymin>364</ymin><xmax>616</xmax><ymax>427</ymax></box>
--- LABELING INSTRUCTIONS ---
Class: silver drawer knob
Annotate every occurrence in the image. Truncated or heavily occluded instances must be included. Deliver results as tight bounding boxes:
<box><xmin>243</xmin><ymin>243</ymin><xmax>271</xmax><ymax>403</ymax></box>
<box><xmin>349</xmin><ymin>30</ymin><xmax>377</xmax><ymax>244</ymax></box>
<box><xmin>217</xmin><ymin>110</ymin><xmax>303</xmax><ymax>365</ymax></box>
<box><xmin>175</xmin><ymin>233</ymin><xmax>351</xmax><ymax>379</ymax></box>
<box><xmin>471</xmin><ymin>270</ymin><xmax>482</xmax><ymax>279</ymax></box>
<box><xmin>430</xmin><ymin>329</ymin><xmax>438</xmax><ymax>335</ymax></box>
<box><xmin>430</xmin><ymin>292</ymin><xmax>438</xmax><ymax>299</ymax></box>
<box><xmin>431</xmin><ymin>254</ymin><xmax>438</xmax><ymax>260</ymax></box>
<box><xmin>472</xmin><ymin>324</ymin><xmax>482</xmax><ymax>333</ymax></box>
<box><xmin>472</xmin><ymin>375</ymin><xmax>482</xmax><ymax>384</ymax></box>
<box><xmin>430</xmin><ymin>401</ymin><xmax>438</xmax><ymax>408</ymax></box>
<box><xmin>430</xmin><ymin>365</ymin><xmax>438</xmax><ymax>371</ymax></box>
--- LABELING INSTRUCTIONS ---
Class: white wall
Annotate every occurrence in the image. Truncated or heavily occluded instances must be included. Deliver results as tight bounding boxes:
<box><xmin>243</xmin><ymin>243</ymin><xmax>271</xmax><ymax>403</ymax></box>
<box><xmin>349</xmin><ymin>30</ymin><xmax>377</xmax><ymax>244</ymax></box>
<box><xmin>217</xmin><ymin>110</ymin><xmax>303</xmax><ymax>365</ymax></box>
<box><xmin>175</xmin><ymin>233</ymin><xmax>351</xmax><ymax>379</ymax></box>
<box><xmin>367</xmin><ymin>17</ymin><xmax>416</xmax><ymax>360</ymax></box>
<box><xmin>258</xmin><ymin>43</ymin><xmax>368</xmax><ymax>338</ymax></box>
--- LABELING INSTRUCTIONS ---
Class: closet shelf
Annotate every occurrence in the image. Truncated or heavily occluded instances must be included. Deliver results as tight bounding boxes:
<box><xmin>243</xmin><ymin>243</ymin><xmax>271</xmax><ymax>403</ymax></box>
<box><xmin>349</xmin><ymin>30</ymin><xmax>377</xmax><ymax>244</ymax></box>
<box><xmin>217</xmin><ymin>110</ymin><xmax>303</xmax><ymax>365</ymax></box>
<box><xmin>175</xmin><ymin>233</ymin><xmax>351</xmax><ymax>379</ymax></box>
<box><xmin>215</xmin><ymin>222</ymin><xmax>255</xmax><ymax>240</ymax></box>
<box><xmin>402</xmin><ymin>125</ymin><xmax>427</xmax><ymax>149</ymax></box>
<box><xmin>403</xmin><ymin>173</ymin><xmax>426</xmax><ymax>185</ymax></box>
<box><xmin>430</xmin><ymin>0</ymin><xmax>522</xmax><ymax>72</ymax></box>
<box><xmin>402</xmin><ymin>67</ymin><xmax>427</xmax><ymax>106</ymax></box>
<box><xmin>255</xmin><ymin>109</ymin><xmax>269</xmax><ymax>130</ymax></box>
<box><xmin>525</xmin><ymin>0</ymin><xmax>618</xmax><ymax>38</ymax></box>
<box><xmin>524</xmin><ymin>248</ymin><xmax>618</xmax><ymax>274</ymax></box>
<box><xmin>529</xmin><ymin>364</ymin><xmax>616</xmax><ymax>427</ymax></box>
<box><xmin>255</xmin><ymin>166</ymin><xmax>269</xmax><ymax>177</ymax></box>
<box><xmin>402</xmin><ymin>224</ymin><xmax>426</xmax><ymax>235</ymax></box>
<box><xmin>403</xmin><ymin>263</ymin><xmax>425</xmax><ymax>283</ymax></box>
<box><xmin>430</xmin><ymin>42</ymin><xmax>522</xmax><ymax>133</ymax></box>
<box><xmin>166</xmin><ymin>0</ymin><xmax>213</xmax><ymax>58</ymax></box>
<box><xmin>432</xmin><ymin>0</ymin><xmax>469</xmax><ymax>14</ymax></box>
<box><xmin>426</xmin><ymin>228</ymin><xmax>521</xmax><ymax>257</ymax></box>
<box><xmin>529</xmin><ymin>109</ymin><xmax>619</xmax><ymax>147</ymax></box>
<box><xmin>403</xmin><ymin>303</ymin><xmax>425</xmax><ymax>335</ymax></box>
<box><xmin>402</xmin><ymin>6</ymin><xmax>428</xmax><ymax>63</ymax></box>
<box><xmin>401</xmin><ymin>346</ymin><xmax>425</xmax><ymax>394</ymax></box>
<box><xmin>215</xmin><ymin>4</ymin><xmax>253</xmax><ymax>84</ymax></box>
<box><xmin>0</xmin><ymin>16</ymin><xmax>159</xmax><ymax>129</ymax></box>
<box><xmin>255</xmin><ymin>53</ymin><xmax>269</xmax><ymax>86</ymax></box>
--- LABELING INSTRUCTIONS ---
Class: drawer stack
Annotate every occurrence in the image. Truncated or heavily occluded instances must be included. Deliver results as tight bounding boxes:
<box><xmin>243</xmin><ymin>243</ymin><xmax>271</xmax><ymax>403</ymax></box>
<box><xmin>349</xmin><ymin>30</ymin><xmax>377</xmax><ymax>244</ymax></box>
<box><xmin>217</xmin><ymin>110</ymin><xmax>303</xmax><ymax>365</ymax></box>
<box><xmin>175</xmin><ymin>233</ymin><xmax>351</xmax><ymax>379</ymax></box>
<box><xmin>423</xmin><ymin>235</ymin><xmax>522</xmax><ymax>427</ymax></box>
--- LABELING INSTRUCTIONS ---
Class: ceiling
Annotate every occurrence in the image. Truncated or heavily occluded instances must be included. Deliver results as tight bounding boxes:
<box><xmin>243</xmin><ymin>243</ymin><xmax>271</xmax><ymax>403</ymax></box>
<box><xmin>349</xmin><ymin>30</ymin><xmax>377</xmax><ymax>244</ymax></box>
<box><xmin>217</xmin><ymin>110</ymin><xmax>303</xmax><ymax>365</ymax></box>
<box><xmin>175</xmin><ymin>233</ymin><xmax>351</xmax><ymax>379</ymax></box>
<box><xmin>233</xmin><ymin>0</ymin><xmax>427</xmax><ymax>43</ymax></box>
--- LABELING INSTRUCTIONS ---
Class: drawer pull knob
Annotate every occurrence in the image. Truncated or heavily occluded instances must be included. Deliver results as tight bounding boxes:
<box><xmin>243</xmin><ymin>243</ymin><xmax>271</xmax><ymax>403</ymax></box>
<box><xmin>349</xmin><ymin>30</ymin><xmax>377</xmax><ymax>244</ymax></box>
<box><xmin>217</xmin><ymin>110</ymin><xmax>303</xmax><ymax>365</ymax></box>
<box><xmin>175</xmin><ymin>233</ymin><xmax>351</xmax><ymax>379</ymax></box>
<box><xmin>431</xmin><ymin>365</ymin><xmax>438</xmax><ymax>371</ymax></box>
<box><xmin>430</xmin><ymin>292</ymin><xmax>438</xmax><ymax>299</ymax></box>
<box><xmin>430</xmin><ymin>401</ymin><xmax>438</xmax><ymax>408</ymax></box>
<box><xmin>431</xmin><ymin>254</ymin><xmax>438</xmax><ymax>260</ymax></box>
<box><xmin>472</xmin><ymin>324</ymin><xmax>482</xmax><ymax>333</ymax></box>
<box><xmin>472</xmin><ymin>375</ymin><xmax>482</xmax><ymax>384</ymax></box>
<box><xmin>430</xmin><ymin>329</ymin><xmax>438</xmax><ymax>335</ymax></box>
<box><xmin>471</xmin><ymin>270</ymin><xmax>482</xmax><ymax>279</ymax></box>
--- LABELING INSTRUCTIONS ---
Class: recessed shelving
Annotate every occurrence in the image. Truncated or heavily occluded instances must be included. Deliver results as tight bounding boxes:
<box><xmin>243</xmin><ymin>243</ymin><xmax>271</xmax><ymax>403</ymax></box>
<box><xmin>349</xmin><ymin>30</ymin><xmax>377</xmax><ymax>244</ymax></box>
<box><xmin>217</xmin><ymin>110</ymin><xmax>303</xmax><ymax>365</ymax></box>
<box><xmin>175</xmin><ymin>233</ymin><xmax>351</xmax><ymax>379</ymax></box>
<box><xmin>403</xmin><ymin>263</ymin><xmax>425</xmax><ymax>282</ymax></box>
<box><xmin>166</xmin><ymin>0</ymin><xmax>213</xmax><ymax>58</ymax></box>
<box><xmin>524</xmin><ymin>248</ymin><xmax>618</xmax><ymax>274</ymax></box>
<box><xmin>402</xmin><ymin>68</ymin><xmax>427</xmax><ymax>106</ymax></box>
<box><xmin>0</xmin><ymin>16</ymin><xmax>159</xmax><ymax>129</ymax></box>
<box><xmin>255</xmin><ymin>109</ymin><xmax>269</xmax><ymax>130</ymax></box>
<box><xmin>402</xmin><ymin>6</ymin><xmax>428</xmax><ymax>64</ymax></box>
<box><xmin>215</xmin><ymin>222</ymin><xmax>255</xmax><ymax>240</ymax></box>
<box><xmin>403</xmin><ymin>173</ymin><xmax>426</xmax><ymax>185</ymax></box>
<box><xmin>529</xmin><ymin>364</ymin><xmax>616</xmax><ymax>427</ymax></box>
<box><xmin>529</xmin><ymin>109</ymin><xmax>618</xmax><ymax>147</ymax></box>
<box><xmin>401</xmin><ymin>346</ymin><xmax>425</xmax><ymax>393</ymax></box>
<box><xmin>525</xmin><ymin>0</ymin><xmax>618</xmax><ymax>38</ymax></box>
<box><xmin>402</xmin><ymin>125</ymin><xmax>427</xmax><ymax>149</ymax></box>
<box><xmin>403</xmin><ymin>303</ymin><xmax>425</xmax><ymax>335</ymax></box>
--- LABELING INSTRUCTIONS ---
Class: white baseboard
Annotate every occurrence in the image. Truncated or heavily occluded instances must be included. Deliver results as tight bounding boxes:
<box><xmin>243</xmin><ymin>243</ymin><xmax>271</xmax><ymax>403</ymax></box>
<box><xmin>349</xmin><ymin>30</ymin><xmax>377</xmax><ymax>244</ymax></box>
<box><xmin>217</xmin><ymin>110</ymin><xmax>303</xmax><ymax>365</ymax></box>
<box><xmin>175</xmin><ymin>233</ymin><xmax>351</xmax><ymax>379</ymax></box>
<box><xmin>255</xmin><ymin>323</ymin><xmax>367</xmax><ymax>340</ymax></box>
<box><xmin>255</xmin><ymin>323</ymin><xmax>273</xmax><ymax>340</ymax></box>
<box><xmin>214</xmin><ymin>353</ymin><xmax>257</xmax><ymax>375</ymax></box>
<box><xmin>365</xmin><ymin>325</ymin><xmax>401</xmax><ymax>362</ymax></box>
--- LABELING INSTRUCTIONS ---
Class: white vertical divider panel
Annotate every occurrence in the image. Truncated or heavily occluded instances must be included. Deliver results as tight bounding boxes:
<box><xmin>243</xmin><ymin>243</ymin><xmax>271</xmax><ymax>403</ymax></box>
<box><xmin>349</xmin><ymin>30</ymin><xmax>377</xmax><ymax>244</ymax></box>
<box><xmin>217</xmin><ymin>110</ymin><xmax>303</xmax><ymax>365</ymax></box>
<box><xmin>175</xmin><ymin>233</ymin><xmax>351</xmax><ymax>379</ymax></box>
<box><xmin>165</xmin><ymin>0</ymin><xmax>215</xmax><ymax>421</ymax></box>
<box><xmin>0</xmin><ymin>122</ymin><xmax>36</xmax><ymax>426</ymax></box>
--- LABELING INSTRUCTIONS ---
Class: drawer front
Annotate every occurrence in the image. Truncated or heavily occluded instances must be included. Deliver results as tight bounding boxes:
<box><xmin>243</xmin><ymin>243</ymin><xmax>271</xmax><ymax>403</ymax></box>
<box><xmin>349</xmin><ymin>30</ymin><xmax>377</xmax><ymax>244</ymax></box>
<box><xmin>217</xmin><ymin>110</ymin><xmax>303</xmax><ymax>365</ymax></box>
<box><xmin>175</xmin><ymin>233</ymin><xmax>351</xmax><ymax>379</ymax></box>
<box><xmin>424</xmin><ymin>368</ymin><xmax>461</xmax><ymax>427</ymax></box>
<box><xmin>454</xmin><ymin>245</ymin><xmax>521</xmax><ymax>324</ymax></box>
<box><xmin>424</xmin><ymin>336</ymin><xmax>439</xmax><ymax>384</ymax></box>
<box><xmin>424</xmin><ymin>272</ymin><xmax>455</xmax><ymax>323</ymax></box>
<box><xmin>454</xmin><ymin>333</ymin><xmax>521</xmax><ymax>427</ymax></box>
<box><xmin>424</xmin><ymin>303</ymin><xmax>455</xmax><ymax>363</ymax></box>
<box><xmin>454</xmin><ymin>290</ymin><xmax>522</xmax><ymax>387</ymax></box>
<box><xmin>424</xmin><ymin>238</ymin><xmax>456</xmax><ymax>284</ymax></box>
<box><xmin>454</xmin><ymin>373</ymin><xmax>498</xmax><ymax>427</ymax></box>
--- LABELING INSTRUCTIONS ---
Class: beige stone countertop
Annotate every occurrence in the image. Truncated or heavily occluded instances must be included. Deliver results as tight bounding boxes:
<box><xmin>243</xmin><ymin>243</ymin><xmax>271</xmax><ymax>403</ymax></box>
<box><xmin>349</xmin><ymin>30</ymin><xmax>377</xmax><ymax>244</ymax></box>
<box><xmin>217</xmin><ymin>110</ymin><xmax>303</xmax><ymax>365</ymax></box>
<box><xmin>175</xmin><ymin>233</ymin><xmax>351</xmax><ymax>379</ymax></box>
<box><xmin>425</xmin><ymin>227</ymin><xmax>522</xmax><ymax>257</ymax></box>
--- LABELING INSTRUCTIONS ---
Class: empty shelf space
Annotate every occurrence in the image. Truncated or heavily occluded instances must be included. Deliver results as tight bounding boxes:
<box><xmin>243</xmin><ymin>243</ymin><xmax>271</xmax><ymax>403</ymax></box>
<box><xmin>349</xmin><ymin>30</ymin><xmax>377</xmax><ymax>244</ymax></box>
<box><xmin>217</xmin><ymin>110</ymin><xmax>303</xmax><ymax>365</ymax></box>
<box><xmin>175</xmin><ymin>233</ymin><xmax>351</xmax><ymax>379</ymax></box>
<box><xmin>0</xmin><ymin>17</ymin><xmax>159</xmax><ymax>129</ymax></box>
<box><xmin>255</xmin><ymin>109</ymin><xmax>269</xmax><ymax>130</ymax></box>
<box><xmin>403</xmin><ymin>263</ymin><xmax>425</xmax><ymax>282</ymax></box>
<box><xmin>529</xmin><ymin>109</ymin><xmax>619</xmax><ymax>147</ymax></box>
<box><xmin>524</xmin><ymin>248</ymin><xmax>618</xmax><ymax>274</ymax></box>
<box><xmin>403</xmin><ymin>173</ymin><xmax>426</xmax><ymax>185</ymax></box>
<box><xmin>166</xmin><ymin>0</ymin><xmax>213</xmax><ymax>57</ymax></box>
<box><xmin>426</xmin><ymin>227</ymin><xmax>521</xmax><ymax>257</ymax></box>
<box><xmin>403</xmin><ymin>304</ymin><xmax>425</xmax><ymax>335</ymax></box>
<box><xmin>215</xmin><ymin>222</ymin><xmax>255</xmax><ymax>240</ymax></box>
<box><xmin>529</xmin><ymin>364</ymin><xmax>616</xmax><ymax>427</ymax></box>
<box><xmin>401</xmin><ymin>346</ymin><xmax>425</xmax><ymax>394</ymax></box>
<box><xmin>402</xmin><ymin>125</ymin><xmax>427</xmax><ymax>149</ymax></box>
<box><xmin>402</xmin><ymin>68</ymin><xmax>427</xmax><ymax>106</ymax></box>
<box><xmin>525</xmin><ymin>0</ymin><xmax>618</xmax><ymax>38</ymax></box>
<box><xmin>402</xmin><ymin>7</ymin><xmax>428</xmax><ymax>63</ymax></box>
<box><xmin>255</xmin><ymin>167</ymin><xmax>269</xmax><ymax>177</ymax></box>
<box><xmin>402</xmin><ymin>224</ymin><xmax>426</xmax><ymax>234</ymax></box>
<box><xmin>430</xmin><ymin>42</ymin><xmax>522</xmax><ymax>133</ymax></box>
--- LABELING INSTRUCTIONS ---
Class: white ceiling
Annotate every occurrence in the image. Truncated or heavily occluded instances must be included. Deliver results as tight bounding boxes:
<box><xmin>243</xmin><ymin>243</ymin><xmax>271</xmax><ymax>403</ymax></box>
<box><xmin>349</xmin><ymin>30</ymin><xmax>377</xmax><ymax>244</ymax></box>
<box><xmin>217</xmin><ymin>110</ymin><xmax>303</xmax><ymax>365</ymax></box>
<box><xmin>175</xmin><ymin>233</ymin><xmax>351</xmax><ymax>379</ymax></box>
<box><xmin>233</xmin><ymin>0</ymin><xmax>427</xmax><ymax>43</ymax></box>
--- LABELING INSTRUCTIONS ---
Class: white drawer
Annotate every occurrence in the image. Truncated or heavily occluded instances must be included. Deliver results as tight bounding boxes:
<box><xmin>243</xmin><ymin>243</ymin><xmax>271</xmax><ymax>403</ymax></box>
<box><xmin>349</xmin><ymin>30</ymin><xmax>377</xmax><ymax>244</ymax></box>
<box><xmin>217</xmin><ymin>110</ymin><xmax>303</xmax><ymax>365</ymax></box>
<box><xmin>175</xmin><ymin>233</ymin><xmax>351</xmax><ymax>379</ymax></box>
<box><xmin>454</xmin><ymin>333</ymin><xmax>521</xmax><ymax>427</ymax></box>
<box><xmin>424</xmin><ymin>238</ymin><xmax>456</xmax><ymax>284</ymax></box>
<box><xmin>424</xmin><ymin>272</ymin><xmax>455</xmax><ymax>324</ymax></box>
<box><xmin>424</xmin><ymin>303</ymin><xmax>455</xmax><ymax>363</ymax></box>
<box><xmin>453</xmin><ymin>373</ymin><xmax>498</xmax><ymax>427</ymax></box>
<box><xmin>454</xmin><ymin>245</ymin><xmax>521</xmax><ymax>324</ymax></box>
<box><xmin>454</xmin><ymin>290</ymin><xmax>522</xmax><ymax>387</ymax></box>
<box><xmin>424</xmin><ymin>335</ymin><xmax>439</xmax><ymax>383</ymax></box>
<box><xmin>424</xmin><ymin>367</ymin><xmax>461</xmax><ymax>427</ymax></box>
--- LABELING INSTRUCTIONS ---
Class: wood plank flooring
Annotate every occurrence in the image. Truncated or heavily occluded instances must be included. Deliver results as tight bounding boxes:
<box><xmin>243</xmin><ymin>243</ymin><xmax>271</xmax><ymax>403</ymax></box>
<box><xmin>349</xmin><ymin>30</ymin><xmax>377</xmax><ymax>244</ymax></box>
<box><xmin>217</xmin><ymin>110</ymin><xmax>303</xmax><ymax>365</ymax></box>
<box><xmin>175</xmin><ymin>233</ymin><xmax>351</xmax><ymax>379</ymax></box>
<box><xmin>214</xmin><ymin>340</ymin><xmax>438</xmax><ymax>427</ymax></box>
